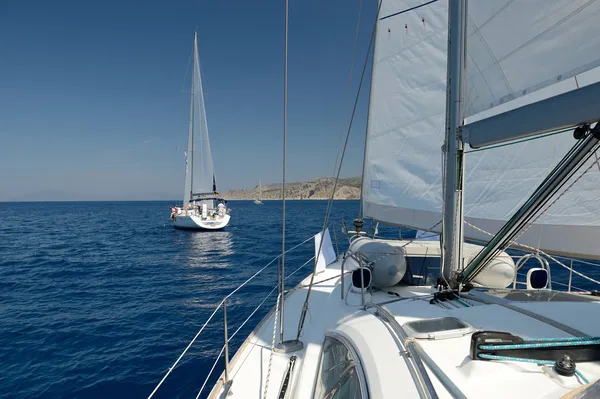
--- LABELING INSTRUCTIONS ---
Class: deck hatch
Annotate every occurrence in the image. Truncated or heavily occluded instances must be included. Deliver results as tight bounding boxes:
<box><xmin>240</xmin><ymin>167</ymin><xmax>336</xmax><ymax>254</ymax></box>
<box><xmin>404</xmin><ymin>317</ymin><xmax>474</xmax><ymax>340</ymax></box>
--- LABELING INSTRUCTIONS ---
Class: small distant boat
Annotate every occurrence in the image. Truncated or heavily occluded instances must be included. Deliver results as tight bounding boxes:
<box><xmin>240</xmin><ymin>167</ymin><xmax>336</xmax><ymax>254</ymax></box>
<box><xmin>253</xmin><ymin>180</ymin><xmax>263</xmax><ymax>205</ymax></box>
<box><xmin>170</xmin><ymin>32</ymin><xmax>230</xmax><ymax>230</ymax></box>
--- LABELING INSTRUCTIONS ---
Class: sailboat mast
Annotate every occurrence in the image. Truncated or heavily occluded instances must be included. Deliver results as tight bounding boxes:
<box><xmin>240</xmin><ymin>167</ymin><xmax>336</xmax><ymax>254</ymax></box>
<box><xmin>189</xmin><ymin>32</ymin><xmax>199</xmax><ymax>202</ymax></box>
<box><xmin>442</xmin><ymin>0</ymin><xmax>467</xmax><ymax>284</ymax></box>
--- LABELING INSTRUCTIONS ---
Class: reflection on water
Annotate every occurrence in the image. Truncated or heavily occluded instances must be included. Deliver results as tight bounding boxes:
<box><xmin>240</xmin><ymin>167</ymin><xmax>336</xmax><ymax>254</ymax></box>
<box><xmin>183</xmin><ymin>231</ymin><xmax>234</xmax><ymax>269</ymax></box>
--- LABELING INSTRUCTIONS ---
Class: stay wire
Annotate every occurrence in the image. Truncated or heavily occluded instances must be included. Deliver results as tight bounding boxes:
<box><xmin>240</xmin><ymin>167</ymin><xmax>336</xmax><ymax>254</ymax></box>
<box><xmin>295</xmin><ymin>0</ymin><xmax>383</xmax><ymax>340</ymax></box>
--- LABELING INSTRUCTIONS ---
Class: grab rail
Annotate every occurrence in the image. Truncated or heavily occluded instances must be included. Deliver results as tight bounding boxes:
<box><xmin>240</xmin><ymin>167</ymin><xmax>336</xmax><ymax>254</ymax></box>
<box><xmin>512</xmin><ymin>253</ymin><xmax>552</xmax><ymax>290</ymax></box>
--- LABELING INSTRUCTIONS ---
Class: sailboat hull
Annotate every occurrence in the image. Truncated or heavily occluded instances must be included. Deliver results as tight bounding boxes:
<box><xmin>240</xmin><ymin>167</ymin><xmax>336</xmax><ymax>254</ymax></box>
<box><xmin>172</xmin><ymin>214</ymin><xmax>230</xmax><ymax>230</ymax></box>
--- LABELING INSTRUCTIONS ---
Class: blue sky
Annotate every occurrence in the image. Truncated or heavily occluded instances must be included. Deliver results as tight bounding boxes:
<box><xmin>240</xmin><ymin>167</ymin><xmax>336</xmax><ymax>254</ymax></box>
<box><xmin>0</xmin><ymin>0</ymin><xmax>376</xmax><ymax>201</ymax></box>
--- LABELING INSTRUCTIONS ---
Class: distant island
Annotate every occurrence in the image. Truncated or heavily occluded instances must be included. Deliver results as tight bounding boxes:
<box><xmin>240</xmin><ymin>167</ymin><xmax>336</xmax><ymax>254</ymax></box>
<box><xmin>221</xmin><ymin>177</ymin><xmax>361</xmax><ymax>200</ymax></box>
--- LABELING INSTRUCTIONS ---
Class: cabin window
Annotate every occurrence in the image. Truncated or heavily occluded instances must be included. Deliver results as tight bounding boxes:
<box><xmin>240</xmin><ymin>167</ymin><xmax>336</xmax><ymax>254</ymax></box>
<box><xmin>314</xmin><ymin>336</ymin><xmax>366</xmax><ymax>399</ymax></box>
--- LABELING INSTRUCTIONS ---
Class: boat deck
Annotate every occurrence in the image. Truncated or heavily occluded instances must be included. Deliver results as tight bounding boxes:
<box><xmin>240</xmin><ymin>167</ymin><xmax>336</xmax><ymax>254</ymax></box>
<box><xmin>209</xmin><ymin>257</ymin><xmax>600</xmax><ymax>398</ymax></box>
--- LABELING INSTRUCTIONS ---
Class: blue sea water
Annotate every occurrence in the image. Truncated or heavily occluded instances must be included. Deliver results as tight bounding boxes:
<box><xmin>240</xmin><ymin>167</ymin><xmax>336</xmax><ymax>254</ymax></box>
<box><xmin>0</xmin><ymin>200</ymin><xmax>366</xmax><ymax>399</ymax></box>
<box><xmin>1</xmin><ymin>200</ymin><xmax>599</xmax><ymax>398</ymax></box>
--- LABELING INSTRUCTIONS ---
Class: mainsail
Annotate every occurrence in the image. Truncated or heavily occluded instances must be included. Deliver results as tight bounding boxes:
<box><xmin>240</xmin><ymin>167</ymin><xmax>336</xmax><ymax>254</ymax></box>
<box><xmin>183</xmin><ymin>33</ymin><xmax>216</xmax><ymax>204</ymax></box>
<box><xmin>362</xmin><ymin>0</ymin><xmax>600</xmax><ymax>258</ymax></box>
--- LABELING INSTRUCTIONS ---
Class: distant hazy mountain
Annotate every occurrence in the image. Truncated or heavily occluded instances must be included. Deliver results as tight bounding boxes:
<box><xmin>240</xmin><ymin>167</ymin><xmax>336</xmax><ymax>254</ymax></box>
<box><xmin>221</xmin><ymin>177</ymin><xmax>361</xmax><ymax>200</ymax></box>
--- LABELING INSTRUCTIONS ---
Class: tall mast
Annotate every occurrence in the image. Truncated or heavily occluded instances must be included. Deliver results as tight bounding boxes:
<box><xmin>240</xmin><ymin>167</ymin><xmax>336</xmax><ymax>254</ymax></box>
<box><xmin>189</xmin><ymin>32</ymin><xmax>199</xmax><ymax>202</ymax></box>
<box><xmin>442</xmin><ymin>0</ymin><xmax>467</xmax><ymax>285</ymax></box>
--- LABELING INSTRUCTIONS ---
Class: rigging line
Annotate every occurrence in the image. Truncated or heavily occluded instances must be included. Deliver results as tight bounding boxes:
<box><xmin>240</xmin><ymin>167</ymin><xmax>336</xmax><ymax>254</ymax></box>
<box><xmin>510</xmin><ymin>149</ymin><xmax>600</xmax><ymax>248</ymax></box>
<box><xmin>181</xmin><ymin>43</ymin><xmax>194</xmax><ymax>94</ymax></box>
<box><xmin>280</xmin><ymin>0</ymin><xmax>289</xmax><ymax>343</ymax></box>
<box><xmin>148</xmin><ymin>298</ymin><xmax>225</xmax><ymax>399</ymax></box>
<box><xmin>380</xmin><ymin>0</ymin><xmax>439</xmax><ymax>21</ymax></box>
<box><xmin>464</xmin><ymin>127</ymin><xmax>572</xmax><ymax>153</ymax></box>
<box><xmin>296</xmin><ymin>0</ymin><xmax>383</xmax><ymax>341</ymax></box>
<box><xmin>464</xmin><ymin>220</ymin><xmax>600</xmax><ymax>286</ymax></box>
<box><xmin>333</xmin><ymin>0</ymin><xmax>363</xmax><ymax>184</ymax></box>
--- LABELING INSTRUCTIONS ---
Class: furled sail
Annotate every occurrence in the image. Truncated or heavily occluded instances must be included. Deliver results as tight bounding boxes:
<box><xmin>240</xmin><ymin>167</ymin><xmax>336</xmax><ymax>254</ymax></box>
<box><xmin>362</xmin><ymin>0</ymin><xmax>600</xmax><ymax>259</ymax></box>
<box><xmin>183</xmin><ymin>33</ymin><xmax>216</xmax><ymax>204</ymax></box>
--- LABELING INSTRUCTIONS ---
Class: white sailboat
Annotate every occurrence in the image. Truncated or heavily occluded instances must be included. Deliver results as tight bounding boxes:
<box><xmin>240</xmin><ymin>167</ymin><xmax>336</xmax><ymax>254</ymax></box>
<box><xmin>170</xmin><ymin>32</ymin><xmax>230</xmax><ymax>231</ymax></box>
<box><xmin>152</xmin><ymin>1</ymin><xmax>600</xmax><ymax>398</ymax></box>
<box><xmin>254</xmin><ymin>180</ymin><xmax>264</xmax><ymax>204</ymax></box>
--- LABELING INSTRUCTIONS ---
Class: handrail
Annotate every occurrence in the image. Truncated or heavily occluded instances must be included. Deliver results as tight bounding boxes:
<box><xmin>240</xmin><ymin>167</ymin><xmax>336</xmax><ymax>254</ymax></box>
<box><xmin>465</xmin><ymin>220</ymin><xmax>600</xmax><ymax>290</ymax></box>
<box><xmin>195</xmin><ymin>255</ymin><xmax>315</xmax><ymax>399</ymax></box>
<box><xmin>147</xmin><ymin>235</ymin><xmax>315</xmax><ymax>399</ymax></box>
<box><xmin>512</xmin><ymin>253</ymin><xmax>552</xmax><ymax>290</ymax></box>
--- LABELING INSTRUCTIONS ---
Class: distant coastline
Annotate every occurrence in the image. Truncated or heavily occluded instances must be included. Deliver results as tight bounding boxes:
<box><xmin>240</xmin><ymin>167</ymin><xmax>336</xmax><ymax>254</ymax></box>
<box><xmin>221</xmin><ymin>177</ymin><xmax>361</xmax><ymax>201</ymax></box>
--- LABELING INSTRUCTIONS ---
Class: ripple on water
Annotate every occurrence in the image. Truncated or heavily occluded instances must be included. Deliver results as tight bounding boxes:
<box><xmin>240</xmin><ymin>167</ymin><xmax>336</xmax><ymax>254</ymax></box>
<box><xmin>4</xmin><ymin>200</ymin><xmax>596</xmax><ymax>398</ymax></box>
<box><xmin>0</xmin><ymin>200</ymin><xmax>361</xmax><ymax>398</ymax></box>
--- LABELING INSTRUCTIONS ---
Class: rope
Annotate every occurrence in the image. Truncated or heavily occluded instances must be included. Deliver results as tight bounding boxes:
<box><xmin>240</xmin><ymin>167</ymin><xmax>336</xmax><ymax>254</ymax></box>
<box><xmin>148</xmin><ymin>298</ymin><xmax>225</xmax><ymax>399</ymax></box>
<box><xmin>195</xmin><ymin>256</ymin><xmax>315</xmax><ymax>398</ymax></box>
<box><xmin>280</xmin><ymin>0</ymin><xmax>289</xmax><ymax>348</ymax></box>
<box><xmin>263</xmin><ymin>292</ymin><xmax>281</xmax><ymax>399</ymax></box>
<box><xmin>477</xmin><ymin>354</ymin><xmax>589</xmax><ymax>384</ymax></box>
<box><xmin>334</xmin><ymin>0</ymin><xmax>363</xmax><ymax>188</ymax></box>
<box><xmin>464</xmin><ymin>221</ymin><xmax>600</xmax><ymax>287</ymax></box>
<box><xmin>195</xmin><ymin>285</ymin><xmax>278</xmax><ymax>398</ymax></box>
<box><xmin>295</xmin><ymin>0</ymin><xmax>383</xmax><ymax>341</ymax></box>
<box><xmin>151</xmin><ymin>234</ymin><xmax>314</xmax><ymax>398</ymax></box>
<box><xmin>479</xmin><ymin>338</ymin><xmax>600</xmax><ymax>350</ymax></box>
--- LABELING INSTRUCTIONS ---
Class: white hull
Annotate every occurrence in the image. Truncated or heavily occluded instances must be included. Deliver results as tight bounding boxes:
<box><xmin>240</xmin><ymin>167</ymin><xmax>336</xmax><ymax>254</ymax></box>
<box><xmin>253</xmin><ymin>200</ymin><xmax>263</xmax><ymax>205</ymax></box>
<box><xmin>172</xmin><ymin>213</ymin><xmax>230</xmax><ymax>230</ymax></box>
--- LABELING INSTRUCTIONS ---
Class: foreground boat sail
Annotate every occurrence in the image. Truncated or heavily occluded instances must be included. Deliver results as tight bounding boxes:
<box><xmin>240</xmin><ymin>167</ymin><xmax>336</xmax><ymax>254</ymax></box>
<box><xmin>170</xmin><ymin>32</ymin><xmax>230</xmax><ymax>230</ymax></box>
<box><xmin>152</xmin><ymin>1</ymin><xmax>600</xmax><ymax>398</ymax></box>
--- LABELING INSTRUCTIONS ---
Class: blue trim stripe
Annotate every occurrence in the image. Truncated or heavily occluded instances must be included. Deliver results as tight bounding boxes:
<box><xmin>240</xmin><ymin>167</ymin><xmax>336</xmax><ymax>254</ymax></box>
<box><xmin>379</xmin><ymin>0</ymin><xmax>440</xmax><ymax>21</ymax></box>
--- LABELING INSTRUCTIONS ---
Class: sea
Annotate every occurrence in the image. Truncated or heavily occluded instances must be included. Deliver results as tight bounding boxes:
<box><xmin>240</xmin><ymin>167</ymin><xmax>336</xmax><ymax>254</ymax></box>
<box><xmin>1</xmin><ymin>200</ymin><xmax>599</xmax><ymax>399</ymax></box>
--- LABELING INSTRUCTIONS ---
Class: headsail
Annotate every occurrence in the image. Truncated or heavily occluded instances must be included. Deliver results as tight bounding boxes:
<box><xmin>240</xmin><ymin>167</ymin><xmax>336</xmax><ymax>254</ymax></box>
<box><xmin>183</xmin><ymin>32</ymin><xmax>216</xmax><ymax>204</ymax></box>
<box><xmin>363</xmin><ymin>0</ymin><xmax>448</xmax><ymax>234</ymax></box>
<box><xmin>362</xmin><ymin>0</ymin><xmax>600</xmax><ymax>259</ymax></box>
<box><xmin>362</xmin><ymin>0</ymin><xmax>449</xmax><ymax>233</ymax></box>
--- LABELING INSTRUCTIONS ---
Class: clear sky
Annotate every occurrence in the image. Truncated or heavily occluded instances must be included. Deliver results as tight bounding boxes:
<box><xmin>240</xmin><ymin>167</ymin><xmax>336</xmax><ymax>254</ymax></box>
<box><xmin>0</xmin><ymin>0</ymin><xmax>377</xmax><ymax>201</ymax></box>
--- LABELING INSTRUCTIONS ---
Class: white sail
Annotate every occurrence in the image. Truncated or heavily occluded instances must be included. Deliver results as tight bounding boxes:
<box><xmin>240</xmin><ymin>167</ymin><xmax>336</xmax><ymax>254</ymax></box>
<box><xmin>183</xmin><ymin>33</ymin><xmax>216</xmax><ymax>205</ymax></box>
<box><xmin>362</xmin><ymin>0</ymin><xmax>449</xmax><ymax>232</ymax></box>
<box><xmin>461</xmin><ymin>0</ymin><xmax>600</xmax><ymax>258</ymax></box>
<box><xmin>464</xmin><ymin>0</ymin><xmax>600</xmax><ymax>121</ymax></box>
<box><xmin>362</xmin><ymin>0</ymin><xmax>600</xmax><ymax>259</ymax></box>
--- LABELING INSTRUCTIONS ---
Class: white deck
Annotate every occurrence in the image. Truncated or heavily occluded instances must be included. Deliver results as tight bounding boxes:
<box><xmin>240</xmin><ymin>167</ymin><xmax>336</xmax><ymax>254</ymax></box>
<box><xmin>208</xmin><ymin>256</ymin><xmax>600</xmax><ymax>399</ymax></box>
